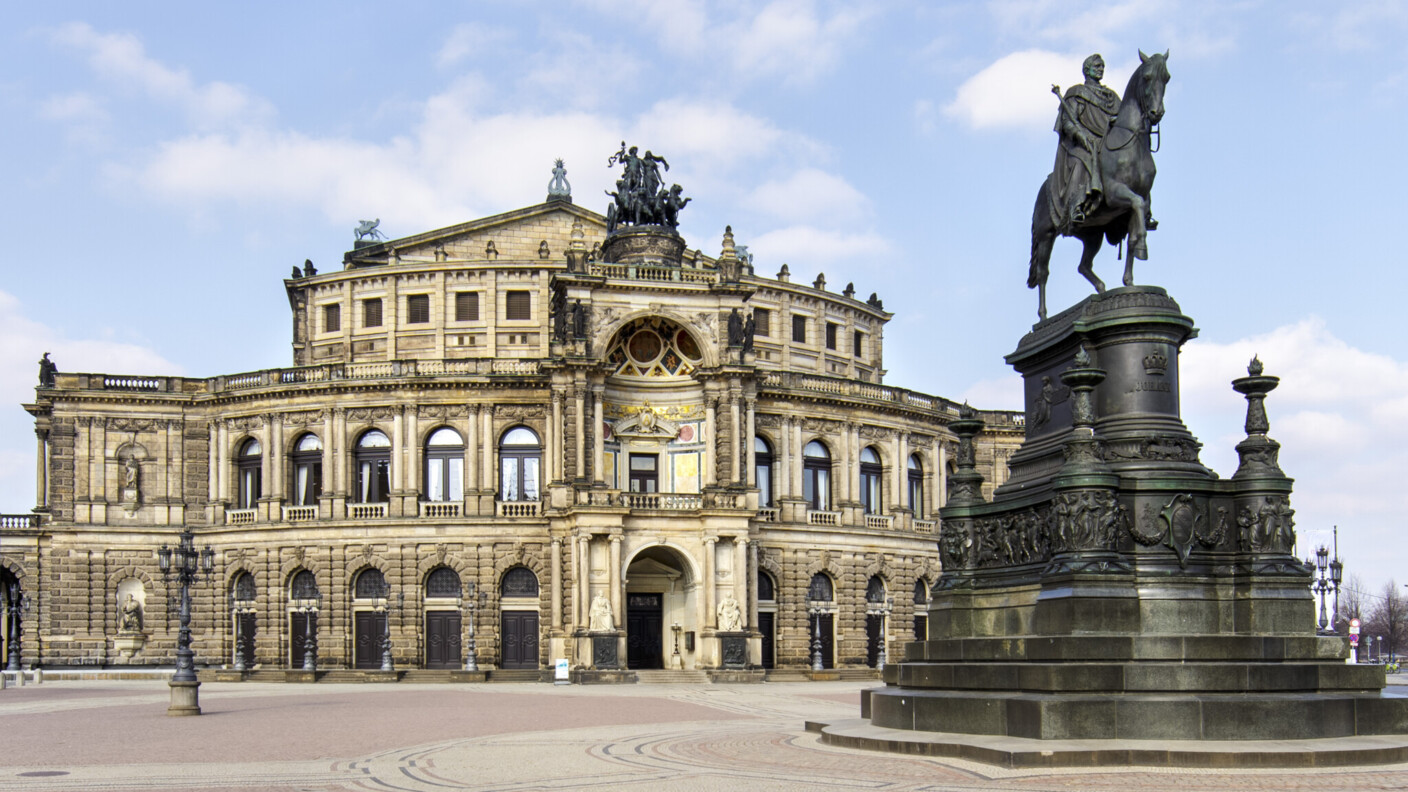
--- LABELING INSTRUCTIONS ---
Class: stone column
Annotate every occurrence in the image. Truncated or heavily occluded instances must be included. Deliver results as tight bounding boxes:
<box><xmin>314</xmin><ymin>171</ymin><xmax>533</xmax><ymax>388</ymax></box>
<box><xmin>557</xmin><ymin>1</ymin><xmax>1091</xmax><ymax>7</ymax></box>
<box><xmin>791</xmin><ymin>419</ymin><xmax>803</xmax><ymax>498</ymax></box>
<box><xmin>703</xmin><ymin>537</ymin><xmax>717</xmax><ymax>629</ymax></box>
<box><xmin>550</xmin><ymin>392</ymin><xmax>564</xmax><ymax>482</ymax></box>
<box><xmin>217</xmin><ymin>421</ymin><xmax>230</xmax><ymax>502</ymax></box>
<box><xmin>574</xmin><ymin>386</ymin><xmax>585</xmax><ymax>482</ymax></box>
<box><xmin>778</xmin><ymin>416</ymin><xmax>790</xmax><ymax>499</ymax></box>
<box><xmin>481</xmin><ymin>405</ymin><xmax>494</xmax><ymax>493</ymax></box>
<box><xmin>551</xmin><ymin>538</ymin><xmax>563</xmax><ymax>629</ymax></box>
<box><xmin>840</xmin><ymin>423</ymin><xmax>852</xmax><ymax>504</ymax></box>
<box><xmin>747</xmin><ymin>541</ymin><xmax>759</xmax><ymax>630</ymax></box>
<box><xmin>704</xmin><ymin>396</ymin><xmax>717</xmax><ymax>488</ymax></box>
<box><xmin>333</xmin><ymin>408</ymin><xmax>347</xmax><ymax>496</ymax></box>
<box><xmin>729</xmin><ymin>395</ymin><xmax>742</xmax><ymax>484</ymax></box>
<box><xmin>269</xmin><ymin>416</ymin><xmax>283</xmax><ymax>501</ymax></box>
<box><xmin>405</xmin><ymin>408</ymin><xmax>419</xmax><ymax>494</ymax></box>
<box><xmin>896</xmin><ymin>431</ymin><xmax>908</xmax><ymax>512</ymax></box>
<box><xmin>577</xmin><ymin>535</ymin><xmax>590</xmax><ymax>629</ymax></box>
<box><xmin>34</xmin><ymin>429</ymin><xmax>48</xmax><ymax>510</ymax></box>
<box><xmin>207</xmin><ymin>422</ymin><xmax>219</xmax><ymax>502</ymax></box>
<box><xmin>592</xmin><ymin>385</ymin><xmax>604</xmax><ymax>486</ymax></box>
<box><xmin>745</xmin><ymin>400</ymin><xmax>756</xmax><ymax>487</ymax></box>
<box><xmin>392</xmin><ymin>407</ymin><xmax>405</xmax><ymax>494</ymax></box>
<box><xmin>94</xmin><ymin>418</ymin><xmax>107</xmax><ymax>503</ymax></box>
<box><xmin>609</xmin><ymin>535</ymin><xmax>622</xmax><ymax>626</ymax></box>
<box><xmin>733</xmin><ymin>538</ymin><xmax>747</xmax><ymax>626</ymax></box>
<box><xmin>937</xmin><ymin>442</ymin><xmax>948</xmax><ymax>510</ymax></box>
<box><xmin>466</xmin><ymin>405</ymin><xmax>479</xmax><ymax>496</ymax></box>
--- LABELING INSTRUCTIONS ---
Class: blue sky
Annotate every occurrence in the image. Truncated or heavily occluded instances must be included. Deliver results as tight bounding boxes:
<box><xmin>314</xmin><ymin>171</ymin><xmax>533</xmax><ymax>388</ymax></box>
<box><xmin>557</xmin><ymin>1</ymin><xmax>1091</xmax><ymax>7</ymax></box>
<box><xmin>2</xmin><ymin>1</ymin><xmax>1405</xmax><ymax>600</ymax></box>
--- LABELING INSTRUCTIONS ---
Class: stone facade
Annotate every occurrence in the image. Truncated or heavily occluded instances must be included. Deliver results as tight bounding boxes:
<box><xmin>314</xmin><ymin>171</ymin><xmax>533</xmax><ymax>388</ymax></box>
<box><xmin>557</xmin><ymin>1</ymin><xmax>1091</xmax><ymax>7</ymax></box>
<box><xmin>5</xmin><ymin>193</ymin><xmax>1022</xmax><ymax>674</ymax></box>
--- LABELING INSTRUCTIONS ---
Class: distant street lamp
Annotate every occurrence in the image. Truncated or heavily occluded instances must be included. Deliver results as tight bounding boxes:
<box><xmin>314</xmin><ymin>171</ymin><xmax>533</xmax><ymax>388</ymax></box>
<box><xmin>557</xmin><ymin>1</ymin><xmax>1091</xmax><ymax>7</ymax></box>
<box><xmin>158</xmin><ymin>528</ymin><xmax>215</xmax><ymax>716</ymax></box>
<box><xmin>808</xmin><ymin>602</ymin><xmax>825</xmax><ymax>671</ymax></box>
<box><xmin>372</xmin><ymin>580</ymin><xmax>402</xmax><ymax>672</ymax></box>
<box><xmin>1308</xmin><ymin>542</ymin><xmax>1342</xmax><ymax>634</ymax></box>
<box><xmin>4</xmin><ymin>584</ymin><xmax>31</xmax><ymax>672</ymax></box>
<box><xmin>298</xmin><ymin>591</ymin><xmax>322</xmax><ymax>672</ymax></box>
<box><xmin>462</xmin><ymin>581</ymin><xmax>486</xmax><ymax>672</ymax></box>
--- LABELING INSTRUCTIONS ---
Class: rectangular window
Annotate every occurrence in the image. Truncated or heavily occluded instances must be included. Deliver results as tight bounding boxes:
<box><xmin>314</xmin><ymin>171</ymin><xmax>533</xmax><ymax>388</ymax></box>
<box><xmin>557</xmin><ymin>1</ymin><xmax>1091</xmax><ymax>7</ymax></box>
<box><xmin>826</xmin><ymin>323</ymin><xmax>838</xmax><ymax>350</ymax></box>
<box><xmin>505</xmin><ymin>290</ymin><xmax>531</xmax><ymax>321</ymax></box>
<box><xmin>323</xmin><ymin>304</ymin><xmax>341</xmax><ymax>333</ymax></box>
<box><xmin>629</xmin><ymin>453</ymin><xmax>659</xmax><ymax>494</ymax></box>
<box><xmin>792</xmin><ymin>315</ymin><xmax>807</xmax><ymax>343</ymax></box>
<box><xmin>455</xmin><ymin>292</ymin><xmax>480</xmax><ymax>321</ymax></box>
<box><xmin>753</xmin><ymin>308</ymin><xmax>771</xmax><ymax>337</ymax></box>
<box><xmin>363</xmin><ymin>298</ymin><xmax>383</xmax><ymax>328</ymax></box>
<box><xmin>854</xmin><ymin>330</ymin><xmax>864</xmax><ymax>358</ymax></box>
<box><xmin>407</xmin><ymin>294</ymin><xmax>430</xmax><ymax>324</ymax></box>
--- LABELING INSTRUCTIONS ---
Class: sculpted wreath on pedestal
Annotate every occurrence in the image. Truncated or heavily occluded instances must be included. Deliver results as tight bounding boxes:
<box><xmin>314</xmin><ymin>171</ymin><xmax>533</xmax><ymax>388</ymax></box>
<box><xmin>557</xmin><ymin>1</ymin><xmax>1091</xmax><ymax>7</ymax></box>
<box><xmin>1028</xmin><ymin>51</ymin><xmax>1170</xmax><ymax>320</ymax></box>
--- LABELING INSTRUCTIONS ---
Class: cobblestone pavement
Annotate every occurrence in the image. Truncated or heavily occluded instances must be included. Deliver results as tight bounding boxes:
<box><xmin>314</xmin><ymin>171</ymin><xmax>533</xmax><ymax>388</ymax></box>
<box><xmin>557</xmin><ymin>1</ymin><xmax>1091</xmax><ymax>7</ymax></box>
<box><xmin>4</xmin><ymin>680</ymin><xmax>1408</xmax><ymax>791</ymax></box>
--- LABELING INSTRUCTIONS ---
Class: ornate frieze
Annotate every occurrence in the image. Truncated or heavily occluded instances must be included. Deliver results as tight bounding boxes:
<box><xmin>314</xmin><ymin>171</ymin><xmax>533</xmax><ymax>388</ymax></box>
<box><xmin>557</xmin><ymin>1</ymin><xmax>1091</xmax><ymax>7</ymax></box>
<box><xmin>1237</xmin><ymin>495</ymin><xmax>1296</xmax><ymax>554</ymax></box>
<box><xmin>1050</xmin><ymin>490</ymin><xmax>1125</xmax><ymax>553</ymax></box>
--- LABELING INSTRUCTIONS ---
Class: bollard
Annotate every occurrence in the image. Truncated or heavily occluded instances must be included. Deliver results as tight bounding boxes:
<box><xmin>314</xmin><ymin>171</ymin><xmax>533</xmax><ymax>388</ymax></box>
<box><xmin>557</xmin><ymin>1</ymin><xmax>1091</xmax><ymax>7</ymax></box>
<box><xmin>33</xmin><ymin>668</ymin><xmax>42</xmax><ymax>684</ymax></box>
<box><xmin>17</xmin><ymin>670</ymin><xmax>26</xmax><ymax>687</ymax></box>
<box><xmin>0</xmin><ymin>672</ymin><xmax>7</xmax><ymax>690</ymax></box>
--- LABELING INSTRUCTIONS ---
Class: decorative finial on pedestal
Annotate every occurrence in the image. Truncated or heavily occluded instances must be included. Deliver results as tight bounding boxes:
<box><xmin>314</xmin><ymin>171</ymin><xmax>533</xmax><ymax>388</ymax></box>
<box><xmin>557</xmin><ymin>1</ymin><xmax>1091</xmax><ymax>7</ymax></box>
<box><xmin>565</xmin><ymin>218</ymin><xmax>588</xmax><ymax>273</ymax></box>
<box><xmin>1231</xmin><ymin>354</ymin><xmax>1283</xmax><ymax>477</ymax></box>
<box><xmin>718</xmin><ymin>226</ymin><xmax>741</xmax><ymax>282</ymax></box>
<box><xmin>777</xmin><ymin>263</ymin><xmax>790</xmax><ymax>282</ymax></box>
<box><xmin>945</xmin><ymin>404</ymin><xmax>986</xmax><ymax>507</ymax></box>
<box><xmin>1058</xmin><ymin>343</ymin><xmax>1108</xmax><ymax>470</ymax></box>
<box><xmin>547</xmin><ymin>158</ymin><xmax>572</xmax><ymax>202</ymax></box>
<box><xmin>813</xmin><ymin>273</ymin><xmax>827</xmax><ymax>291</ymax></box>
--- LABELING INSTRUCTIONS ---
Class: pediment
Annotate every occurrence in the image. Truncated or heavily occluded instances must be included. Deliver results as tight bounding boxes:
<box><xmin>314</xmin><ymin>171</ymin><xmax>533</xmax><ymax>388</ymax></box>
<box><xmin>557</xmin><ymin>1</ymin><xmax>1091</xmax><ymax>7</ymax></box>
<box><xmin>344</xmin><ymin>201</ymin><xmax>609</xmax><ymax>268</ymax></box>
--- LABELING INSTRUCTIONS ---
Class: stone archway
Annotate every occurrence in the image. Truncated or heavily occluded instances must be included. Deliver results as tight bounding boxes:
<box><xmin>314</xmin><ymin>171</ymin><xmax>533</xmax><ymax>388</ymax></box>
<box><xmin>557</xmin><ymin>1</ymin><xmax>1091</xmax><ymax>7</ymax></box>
<box><xmin>623</xmin><ymin>545</ymin><xmax>695</xmax><ymax>670</ymax></box>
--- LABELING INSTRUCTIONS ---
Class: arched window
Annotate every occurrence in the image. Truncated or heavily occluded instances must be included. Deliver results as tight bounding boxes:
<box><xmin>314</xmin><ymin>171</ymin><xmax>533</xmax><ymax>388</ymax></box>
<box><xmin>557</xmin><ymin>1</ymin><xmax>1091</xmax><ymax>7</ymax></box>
<box><xmin>913</xmin><ymin>578</ymin><xmax>929</xmax><ymax>604</ymax></box>
<box><xmin>354</xmin><ymin>568</ymin><xmax>387</xmax><ymax>599</ymax></box>
<box><xmin>233</xmin><ymin>572</ymin><xmax>257</xmax><ymax>603</ymax></box>
<box><xmin>803</xmin><ymin>441</ymin><xmax>831</xmax><ymax>511</ymax></box>
<box><xmin>354</xmin><ymin>430</ymin><xmax>391</xmax><ymax>504</ymax></box>
<box><xmin>754</xmin><ymin>436</ymin><xmax>774</xmax><ymax>507</ymax></box>
<box><xmin>290</xmin><ymin>570</ymin><xmax>319</xmax><ymax>601</ymax></box>
<box><xmin>291</xmin><ymin>434</ymin><xmax>322</xmax><ymax>507</ymax></box>
<box><xmin>499</xmin><ymin>427</ymin><xmax>541</xmax><ymax>502</ymax></box>
<box><xmin>908</xmin><ymin>454</ymin><xmax>924</xmax><ymax>519</ymax></box>
<box><xmin>866</xmin><ymin>575</ymin><xmax>887</xmax><ymax>604</ymax></box>
<box><xmin>807</xmin><ymin>573</ymin><xmax>834</xmax><ymax>603</ymax></box>
<box><xmin>425</xmin><ymin>567</ymin><xmax>462</xmax><ymax>598</ymax></box>
<box><xmin>757</xmin><ymin>570</ymin><xmax>776</xmax><ymax>602</ymax></box>
<box><xmin>860</xmin><ymin>446</ymin><xmax>882</xmax><ymax>515</ymax></box>
<box><xmin>501</xmin><ymin>567</ymin><xmax>539</xmax><ymax>598</ymax></box>
<box><xmin>424</xmin><ymin>427</ymin><xmax>464</xmax><ymax>503</ymax></box>
<box><xmin>236</xmin><ymin>438</ymin><xmax>262</xmax><ymax>508</ymax></box>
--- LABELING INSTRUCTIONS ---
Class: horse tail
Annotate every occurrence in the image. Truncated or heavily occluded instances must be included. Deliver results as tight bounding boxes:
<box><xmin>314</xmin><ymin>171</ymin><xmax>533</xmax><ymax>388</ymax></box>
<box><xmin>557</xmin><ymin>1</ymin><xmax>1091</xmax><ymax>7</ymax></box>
<box><xmin>1028</xmin><ymin>177</ymin><xmax>1053</xmax><ymax>289</ymax></box>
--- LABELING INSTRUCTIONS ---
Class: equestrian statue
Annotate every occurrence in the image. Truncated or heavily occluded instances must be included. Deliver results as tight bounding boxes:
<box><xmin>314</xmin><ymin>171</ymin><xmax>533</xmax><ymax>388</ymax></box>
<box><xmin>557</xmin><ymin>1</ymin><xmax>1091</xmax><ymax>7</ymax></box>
<box><xmin>1028</xmin><ymin>50</ymin><xmax>1169</xmax><ymax>320</ymax></box>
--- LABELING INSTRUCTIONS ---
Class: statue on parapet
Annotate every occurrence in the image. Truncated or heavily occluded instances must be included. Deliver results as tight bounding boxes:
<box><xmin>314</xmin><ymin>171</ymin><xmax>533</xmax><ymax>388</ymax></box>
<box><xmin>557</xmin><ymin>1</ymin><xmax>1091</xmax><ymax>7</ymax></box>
<box><xmin>1028</xmin><ymin>51</ymin><xmax>1170</xmax><ymax>320</ymax></box>
<box><xmin>38</xmin><ymin>352</ymin><xmax>57</xmax><ymax>387</ymax></box>
<box><xmin>354</xmin><ymin>219</ymin><xmax>387</xmax><ymax>242</ymax></box>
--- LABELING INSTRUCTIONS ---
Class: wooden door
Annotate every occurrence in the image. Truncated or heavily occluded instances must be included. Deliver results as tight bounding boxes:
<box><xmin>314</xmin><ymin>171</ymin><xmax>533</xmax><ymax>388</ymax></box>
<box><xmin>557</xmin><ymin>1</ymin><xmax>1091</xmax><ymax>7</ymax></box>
<box><xmin>500</xmin><ymin>611</ymin><xmax>539</xmax><ymax>669</ymax></box>
<box><xmin>354</xmin><ymin>611</ymin><xmax>386</xmax><ymax>669</ymax></box>
<box><xmin>626</xmin><ymin>594</ymin><xmax>663</xmax><ymax>669</ymax></box>
<box><xmin>290</xmin><ymin>611</ymin><xmax>312</xmax><ymax>668</ymax></box>
<box><xmin>759</xmin><ymin>611</ymin><xmax>775</xmax><ymax>669</ymax></box>
<box><xmin>236</xmin><ymin>611</ymin><xmax>257</xmax><ymax>668</ymax></box>
<box><xmin>425</xmin><ymin>611</ymin><xmax>462</xmax><ymax>669</ymax></box>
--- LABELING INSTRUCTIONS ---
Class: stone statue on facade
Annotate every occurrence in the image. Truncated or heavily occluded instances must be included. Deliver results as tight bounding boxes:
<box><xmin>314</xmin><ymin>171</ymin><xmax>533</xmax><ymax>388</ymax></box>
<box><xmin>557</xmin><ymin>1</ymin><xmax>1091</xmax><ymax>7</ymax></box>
<box><xmin>123</xmin><ymin>457</ymin><xmax>139</xmax><ymax>491</ymax></box>
<box><xmin>119</xmin><ymin>594</ymin><xmax>144</xmax><ymax>633</ymax></box>
<box><xmin>589</xmin><ymin>593</ymin><xmax>614</xmax><ymax>632</ymax></box>
<box><xmin>727</xmin><ymin>308</ymin><xmax>744</xmax><ymax>347</ymax></box>
<box><xmin>547</xmin><ymin>158</ymin><xmax>571</xmax><ymax>200</ymax></box>
<box><xmin>37</xmin><ymin>352</ymin><xmax>57</xmax><ymax>387</ymax></box>
<box><xmin>717</xmin><ymin>593</ymin><xmax>743</xmax><ymax>632</ymax></box>
<box><xmin>1028</xmin><ymin>51</ymin><xmax>1170</xmax><ymax>320</ymax></box>
<box><xmin>354</xmin><ymin>219</ymin><xmax>386</xmax><ymax>242</ymax></box>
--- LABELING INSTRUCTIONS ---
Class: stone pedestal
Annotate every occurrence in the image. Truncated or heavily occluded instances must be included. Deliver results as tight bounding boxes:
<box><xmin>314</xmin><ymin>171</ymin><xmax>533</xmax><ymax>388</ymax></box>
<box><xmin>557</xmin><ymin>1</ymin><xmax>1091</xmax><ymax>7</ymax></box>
<box><xmin>591</xmin><ymin>634</ymin><xmax>620</xmax><ymax>669</ymax></box>
<box><xmin>845</xmin><ymin>287</ymin><xmax>1408</xmax><ymax>762</ymax></box>
<box><xmin>167</xmin><ymin>679</ymin><xmax>201</xmax><ymax>716</ymax></box>
<box><xmin>113</xmin><ymin>633</ymin><xmax>145</xmax><ymax>660</ymax></box>
<box><xmin>719</xmin><ymin>634</ymin><xmax>748</xmax><ymax>669</ymax></box>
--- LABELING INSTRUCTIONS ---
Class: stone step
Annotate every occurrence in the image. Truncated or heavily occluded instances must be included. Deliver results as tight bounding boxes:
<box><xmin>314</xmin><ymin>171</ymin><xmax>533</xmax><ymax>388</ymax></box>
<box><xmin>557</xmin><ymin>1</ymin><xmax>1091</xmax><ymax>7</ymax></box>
<box><xmin>892</xmin><ymin>660</ymin><xmax>1384</xmax><ymax>694</ymax></box>
<box><xmin>634</xmin><ymin>670</ymin><xmax>710</xmax><ymax>684</ymax></box>
<box><xmin>489</xmin><ymin>669</ymin><xmax>548</xmax><ymax>683</ymax></box>
<box><xmin>908</xmin><ymin>634</ymin><xmax>1346</xmax><ymax>664</ymax></box>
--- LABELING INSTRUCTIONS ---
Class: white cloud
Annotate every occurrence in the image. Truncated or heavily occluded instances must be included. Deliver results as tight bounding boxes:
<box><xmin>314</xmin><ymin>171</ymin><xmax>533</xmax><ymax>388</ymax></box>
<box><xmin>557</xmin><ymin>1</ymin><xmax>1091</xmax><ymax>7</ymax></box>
<box><xmin>946</xmin><ymin>50</ymin><xmax>1084</xmax><ymax>130</ymax></box>
<box><xmin>437</xmin><ymin>22</ymin><xmax>515</xmax><ymax>66</ymax></box>
<box><xmin>0</xmin><ymin>290</ymin><xmax>181</xmax><ymax>513</ymax></box>
<box><xmin>1180</xmin><ymin>318</ymin><xmax>1408</xmax><ymax>588</ymax></box>
<box><xmin>742</xmin><ymin>168</ymin><xmax>870</xmax><ymax>225</ymax></box>
<box><xmin>38</xmin><ymin>91</ymin><xmax>106</xmax><ymax>123</ymax></box>
<box><xmin>49</xmin><ymin>22</ymin><xmax>273</xmax><ymax>129</ymax></box>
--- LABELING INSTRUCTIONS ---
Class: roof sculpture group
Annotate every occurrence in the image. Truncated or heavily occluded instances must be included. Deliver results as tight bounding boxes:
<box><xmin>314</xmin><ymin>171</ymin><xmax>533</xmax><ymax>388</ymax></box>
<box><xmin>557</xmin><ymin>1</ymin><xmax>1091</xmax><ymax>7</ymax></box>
<box><xmin>605</xmin><ymin>142</ymin><xmax>690</xmax><ymax>234</ymax></box>
<box><xmin>1029</xmin><ymin>50</ymin><xmax>1170</xmax><ymax>319</ymax></box>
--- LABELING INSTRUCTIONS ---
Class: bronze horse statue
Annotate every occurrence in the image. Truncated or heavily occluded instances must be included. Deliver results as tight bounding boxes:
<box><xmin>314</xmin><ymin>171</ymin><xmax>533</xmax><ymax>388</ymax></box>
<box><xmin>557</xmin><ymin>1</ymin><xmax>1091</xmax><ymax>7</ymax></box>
<box><xmin>1028</xmin><ymin>51</ymin><xmax>1170</xmax><ymax>320</ymax></box>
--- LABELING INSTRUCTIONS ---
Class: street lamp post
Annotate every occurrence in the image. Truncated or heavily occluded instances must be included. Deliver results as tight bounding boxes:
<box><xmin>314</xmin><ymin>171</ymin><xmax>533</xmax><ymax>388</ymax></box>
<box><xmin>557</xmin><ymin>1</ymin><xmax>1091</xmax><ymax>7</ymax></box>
<box><xmin>808</xmin><ymin>602</ymin><xmax>824</xmax><ymax>672</ymax></box>
<box><xmin>158</xmin><ymin>527</ymin><xmax>215</xmax><ymax>716</ymax></box>
<box><xmin>376</xmin><ymin>581</ymin><xmax>402</xmax><ymax>673</ymax></box>
<box><xmin>300</xmin><ymin>592</ymin><xmax>322</xmax><ymax>672</ymax></box>
<box><xmin>463</xmin><ymin>582</ymin><xmax>485</xmax><ymax>672</ymax></box>
<box><xmin>230</xmin><ymin>602</ymin><xmax>246</xmax><ymax>673</ymax></box>
<box><xmin>4</xmin><ymin>585</ymin><xmax>31</xmax><ymax>672</ymax></box>
<box><xmin>1308</xmin><ymin>542</ymin><xmax>1343</xmax><ymax>634</ymax></box>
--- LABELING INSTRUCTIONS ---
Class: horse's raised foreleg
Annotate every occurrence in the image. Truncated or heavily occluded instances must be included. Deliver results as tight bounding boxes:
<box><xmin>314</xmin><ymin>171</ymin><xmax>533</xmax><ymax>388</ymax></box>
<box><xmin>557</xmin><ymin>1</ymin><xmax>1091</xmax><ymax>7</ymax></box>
<box><xmin>1075</xmin><ymin>231</ymin><xmax>1106</xmax><ymax>294</ymax></box>
<box><xmin>1104</xmin><ymin>183</ymin><xmax>1146</xmax><ymax>286</ymax></box>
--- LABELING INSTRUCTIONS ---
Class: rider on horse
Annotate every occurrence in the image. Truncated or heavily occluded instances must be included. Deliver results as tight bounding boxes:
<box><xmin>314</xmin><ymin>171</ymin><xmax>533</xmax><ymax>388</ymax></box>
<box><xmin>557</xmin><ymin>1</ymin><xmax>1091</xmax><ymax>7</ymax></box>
<box><xmin>1050</xmin><ymin>54</ymin><xmax>1121</xmax><ymax>232</ymax></box>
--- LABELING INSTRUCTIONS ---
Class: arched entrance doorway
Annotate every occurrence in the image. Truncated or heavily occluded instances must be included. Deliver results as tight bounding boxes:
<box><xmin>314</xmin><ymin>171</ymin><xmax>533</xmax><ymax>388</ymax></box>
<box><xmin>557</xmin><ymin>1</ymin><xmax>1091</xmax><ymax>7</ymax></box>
<box><xmin>624</xmin><ymin>546</ymin><xmax>694</xmax><ymax>670</ymax></box>
<box><xmin>499</xmin><ymin>567</ymin><xmax>540</xmax><ymax>669</ymax></box>
<box><xmin>0</xmin><ymin>569</ymin><xmax>23</xmax><ymax>671</ymax></box>
<box><xmin>423</xmin><ymin>567</ymin><xmax>462</xmax><ymax>669</ymax></box>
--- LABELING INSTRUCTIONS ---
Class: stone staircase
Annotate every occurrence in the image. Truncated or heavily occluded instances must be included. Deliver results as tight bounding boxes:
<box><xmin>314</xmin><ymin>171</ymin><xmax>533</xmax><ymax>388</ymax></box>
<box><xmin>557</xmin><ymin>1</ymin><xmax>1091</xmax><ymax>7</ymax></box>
<box><xmin>634</xmin><ymin>669</ymin><xmax>710</xmax><ymax>684</ymax></box>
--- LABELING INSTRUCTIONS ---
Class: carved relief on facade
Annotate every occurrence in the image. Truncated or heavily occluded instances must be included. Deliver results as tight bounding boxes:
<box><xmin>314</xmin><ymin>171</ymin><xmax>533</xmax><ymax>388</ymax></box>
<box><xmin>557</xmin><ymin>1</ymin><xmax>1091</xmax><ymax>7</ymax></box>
<box><xmin>1237</xmin><ymin>495</ymin><xmax>1296</xmax><ymax>554</ymax></box>
<box><xmin>1049</xmin><ymin>491</ymin><xmax>1125</xmax><ymax>553</ymax></box>
<box><xmin>346</xmin><ymin>407</ymin><xmax>396</xmax><ymax>423</ymax></box>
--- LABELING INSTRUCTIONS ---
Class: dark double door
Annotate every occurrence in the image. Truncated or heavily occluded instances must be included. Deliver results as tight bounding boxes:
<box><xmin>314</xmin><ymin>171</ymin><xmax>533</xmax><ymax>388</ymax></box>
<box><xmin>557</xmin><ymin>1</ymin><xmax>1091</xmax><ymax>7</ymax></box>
<box><xmin>354</xmin><ymin>611</ymin><xmax>387</xmax><ymax>669</ymax></box>
<box><xmin>235</xmin><ymin>611</ymin><xmax>257</xmax><ymax>668</ymax></box>
<box><xmin>865</xmin><ymin>614</ymin><xmax>884</xmax><ymax>668</ymax></box>
<box><xmin>425</xmin><ymin>611</ymin><xmax>462</xmax><ymax>669</ymax></box>
<box><xmin>626</xmin><ymin>593</ymin><xmax>663</xmax><ymax>669</ymax></box>
<box><xmin>290</xmin><ymin>612</ymin><xmax>316</xmax><ymax>667</ymax></box>
<box><xmin>501</xmin><ymin>611</ymin><xmax>539</xmax><ymax>669</ymax></box>
<box><xmin>810</xmin><ymin>613</ymin><xmax>835</xmax><ymax>669</ymax></box>
<box><xmin>759</xmin><ymin>611</ymin><xmax>775</xmax><ymax>669</ymax></box>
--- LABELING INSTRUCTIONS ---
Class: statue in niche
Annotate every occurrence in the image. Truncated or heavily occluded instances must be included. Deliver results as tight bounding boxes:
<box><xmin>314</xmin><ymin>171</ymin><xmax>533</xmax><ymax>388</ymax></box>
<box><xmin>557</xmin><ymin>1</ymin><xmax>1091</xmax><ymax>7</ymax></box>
<box><xmin>589</xmin><ymin>593</ymin><xmax>615</xmax><ymax>632</ymax></box>
<box><xmin>119</xmin><ymin>594</ymin><xmax>144</xmax><ymax>633</ymax></box>
<box><xmin>38</xmin><ymin>352</ymin><xmax>58</xmax><ymax>387</ymax></box>
<box><xmin>717</xmin><ymin>593</ymin><xmax>743</xmax><ymax>632</ymax></box>
<box><xmin>123</xmin><ymin>457</ymin><xmax>140</xmax><ymax>492</ymax></box>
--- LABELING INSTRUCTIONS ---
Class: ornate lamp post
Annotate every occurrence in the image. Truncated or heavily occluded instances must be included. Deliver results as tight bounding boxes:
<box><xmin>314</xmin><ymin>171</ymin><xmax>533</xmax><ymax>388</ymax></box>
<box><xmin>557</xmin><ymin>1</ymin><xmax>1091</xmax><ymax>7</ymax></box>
<box><xmin>1307</xmin><ymin>540</ymin><xmax>1343</xmax><ymax>634</ymax></box>
<box><xmin>374</xmin><ymin>580</ymin><xmax>402</xmax><ymax>673</ymax></box>
<box><xmin>299</xmin><ymin>591</ymin><xmax>322</xmax><ymax>672</ymax></box>
<box><xmin>4</xmin><ymin>584</ymin><xmax>31</xmax><ymax>672</ymax></box>
<box><xmin>158</xmin><ymin>527</ymin><xmax>215</xmax><ymax>716</ymax></box>
<box><xmin>808</xmin><ymin>602</ymin><xmax>824</xmax><ymax>671</ymax></box>
<box><xmin>230</xmin><ymin>601</ymin><xmax>247</xmax><ymax>673</ymax></box>
<box><xmin>462</xmin><ymin>581</ymin><xmax>486</xmax><ymax>672</ymax></box>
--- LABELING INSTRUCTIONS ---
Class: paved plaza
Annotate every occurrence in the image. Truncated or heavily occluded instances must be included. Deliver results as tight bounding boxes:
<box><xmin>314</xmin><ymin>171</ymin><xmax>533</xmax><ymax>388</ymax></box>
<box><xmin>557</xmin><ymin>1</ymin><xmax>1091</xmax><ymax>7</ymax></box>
<box><xmin>4</xmin><ymin>678</ymin><xmax>1408</xmax><ymax>791</ymax></box>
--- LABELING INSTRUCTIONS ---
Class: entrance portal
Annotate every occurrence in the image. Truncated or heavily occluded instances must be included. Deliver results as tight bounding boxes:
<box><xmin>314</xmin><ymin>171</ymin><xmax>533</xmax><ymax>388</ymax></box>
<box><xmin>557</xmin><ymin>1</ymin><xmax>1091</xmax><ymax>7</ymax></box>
<box><xmin>626</xmin><ymin>593</ymin><xmax>663</xmax><ymax>669</ymax></box>
<box><xmin>425</xmin><ymin>611</ymin><xmax>462</xmax><ymax>669</ymax></box>
<box><xmin>501</xmin><ymin>611</ymin><xmax>539</xmax><ymax>669</ymax></box>
<box><xmin>353</xmin><ymin>611</ymin><xmax>386</xmax><ymax>669</ymax></box>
